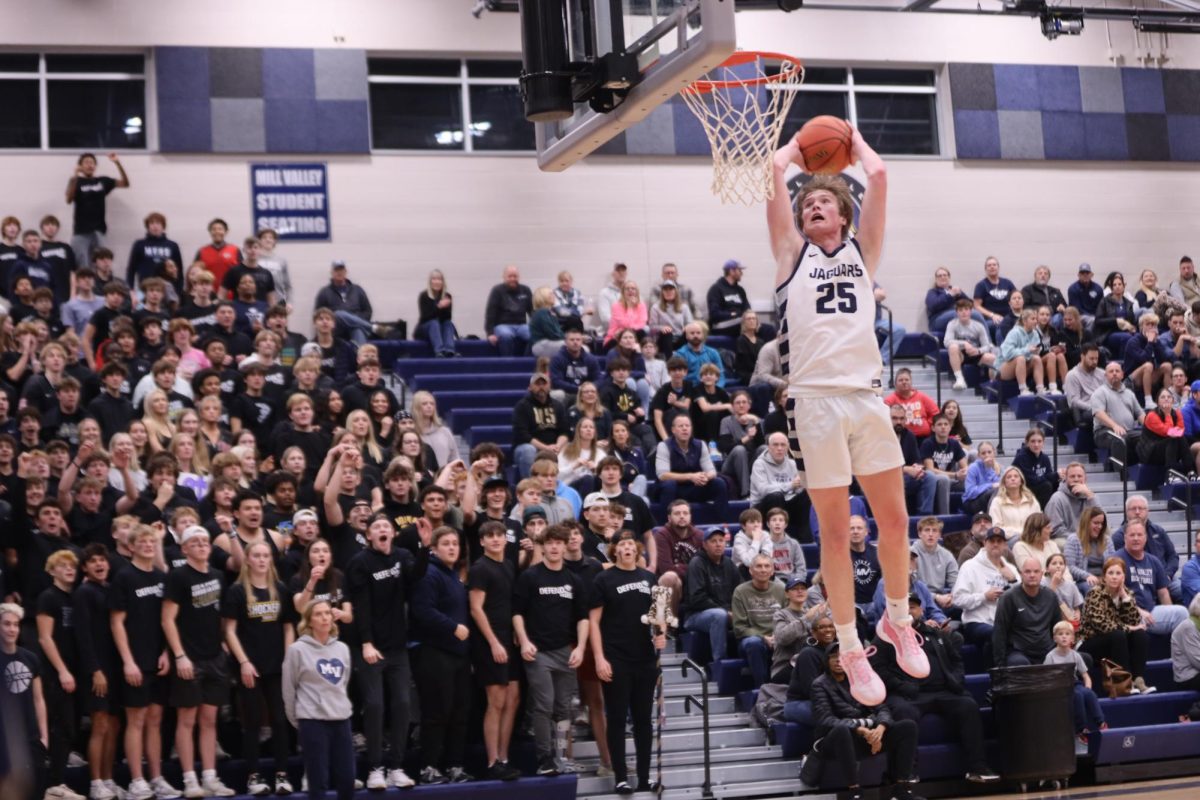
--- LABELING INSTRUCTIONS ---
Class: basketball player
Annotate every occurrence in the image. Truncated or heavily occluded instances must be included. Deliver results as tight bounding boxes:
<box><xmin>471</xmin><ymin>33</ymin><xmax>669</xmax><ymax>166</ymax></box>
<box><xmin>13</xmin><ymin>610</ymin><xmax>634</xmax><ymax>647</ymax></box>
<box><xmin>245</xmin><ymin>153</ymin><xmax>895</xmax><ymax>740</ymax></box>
<box><xmin>767</xmin><ymin>124</ymin><xmax>928</xmax><ymax>705</ymax></box>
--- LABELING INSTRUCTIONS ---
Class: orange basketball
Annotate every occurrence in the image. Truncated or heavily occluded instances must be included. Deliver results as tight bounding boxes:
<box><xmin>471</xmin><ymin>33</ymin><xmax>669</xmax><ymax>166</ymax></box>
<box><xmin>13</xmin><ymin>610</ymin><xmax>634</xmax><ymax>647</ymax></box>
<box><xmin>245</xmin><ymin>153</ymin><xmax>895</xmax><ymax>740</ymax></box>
<box><xmin>795</xmin><ymin>116</ymin><xmax>852</xmax><ymax>175</ymax></box>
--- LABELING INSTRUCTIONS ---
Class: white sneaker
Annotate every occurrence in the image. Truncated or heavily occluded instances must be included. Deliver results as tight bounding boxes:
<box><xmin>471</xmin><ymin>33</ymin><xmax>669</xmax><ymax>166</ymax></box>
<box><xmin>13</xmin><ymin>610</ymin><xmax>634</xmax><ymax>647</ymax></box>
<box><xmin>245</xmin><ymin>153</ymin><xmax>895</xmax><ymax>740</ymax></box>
<box><xmin>90</xmin><ymin>781</ymin><xmax>116</xmax><ymax>800</ymax></box>
<box><xmin>1035</xmin><ymin>385</ymin><xmax>1048</xmax><ymax>396</ymax></box>
<box><xmin>366</xmin><ymin>767</ymin><xmax>387</xmax><ymax>791</ymax></box>
<box><xmin>200</xmin><ymin>776</ymin><xmax>235</xmax><ymax>798</ymax></box>
<box><xmin>68</xmin><ymin>752</ymin><xmax>89</xmax><ymax>768</ymax></box>
<box><xmin>952</xmin><ymin>377</ymin><xmax>967</xmax><ymax>390</ymax></box>
<box><xmin>387</xmin><ymin>769</ymin><xmax>415</xmax><ymax>789</ymax></box>
<box><xmin>1048</xmin><ymin>382</ymin><xmax>1059</xmax><ymax>394</ymax></box>
<box><xmin>105</xmin><ymin>781</ymin><xmax>128</xmax><ymax>800</ymax></box>
<box><xmin>1019</xmin><ymin>388</ymin><xmax>1033</xmax><ymax>397</ymax></box>
<box><xmin>45</xmin><ymin>786</ymin><xmax>87</xmax><ymax>800</ymax></box>
<box><xmin>126</xmin><ymin>780</ymin><xmax>154</xmax><ymax>800</ymax></box>
<box><xmin>180</xmin><ymin>776</ymin><xmax>203</xmax><ymax>800</ymax></box>
<box><xmin>150</xmin><ymin>776</ymin><xmax>182</xmax><ymax>800</ymax></box>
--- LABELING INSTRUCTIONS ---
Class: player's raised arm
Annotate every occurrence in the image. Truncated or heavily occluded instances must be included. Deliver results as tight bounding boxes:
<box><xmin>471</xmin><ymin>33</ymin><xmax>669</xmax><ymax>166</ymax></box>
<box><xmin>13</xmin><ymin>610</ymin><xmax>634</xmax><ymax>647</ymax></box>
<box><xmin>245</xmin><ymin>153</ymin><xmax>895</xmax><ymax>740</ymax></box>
<box><xmin>768</xmin><ymin>138</ymin><xmax>805</xmax><ymax>286</ymax></box>
<box><xmin>851</xmin><ymin>128</ymin><xmax>887</xmax><ymax>277</ymax></box>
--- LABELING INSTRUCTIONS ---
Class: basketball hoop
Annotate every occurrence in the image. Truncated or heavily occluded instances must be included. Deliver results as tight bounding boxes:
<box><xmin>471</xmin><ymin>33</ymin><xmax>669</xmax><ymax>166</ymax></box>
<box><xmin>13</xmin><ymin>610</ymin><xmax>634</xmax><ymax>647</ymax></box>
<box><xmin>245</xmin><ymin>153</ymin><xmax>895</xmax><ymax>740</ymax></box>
<box><xmin>680</xmin><ymin>51</ymin><xmax>804</xmax><ymax>205</ymax></box>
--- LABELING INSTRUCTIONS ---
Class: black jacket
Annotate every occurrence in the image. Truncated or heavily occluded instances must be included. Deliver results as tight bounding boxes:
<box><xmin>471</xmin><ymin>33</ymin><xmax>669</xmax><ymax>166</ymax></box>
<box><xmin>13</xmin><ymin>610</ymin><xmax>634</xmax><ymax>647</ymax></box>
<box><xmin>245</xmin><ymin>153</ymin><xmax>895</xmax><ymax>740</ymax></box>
<box><xmin>873</xmin><ymin>619</ymin><xmax>966</xmax><ymax>699</ymax></box>
<box><xmin>786</xmin><ymin>644</ymin><xmax>827</xmax><ymax>702</ymax></box>
<box><xmin>345</xmin><ymin>544</ymin><xmax>428</xmax><ymax>654</ymax></box>
<box><xmin>682</xmin><ymin>553</ymin><xmax>739</xmax><ymax>616</ymax></box>
<box><xmin>483</xmin><ymin>283</ymin><xmax>532</xmax><ymax>333</ymax></box>
<box><xmin>811</xmin><ymin>671</ymin><xmax>894</xmax><ymax>738</ymax></box>
<box><xmin>1021</xmin><ymin>282</ymin><xmax>1066</xmax><ymax>313</ymax></box>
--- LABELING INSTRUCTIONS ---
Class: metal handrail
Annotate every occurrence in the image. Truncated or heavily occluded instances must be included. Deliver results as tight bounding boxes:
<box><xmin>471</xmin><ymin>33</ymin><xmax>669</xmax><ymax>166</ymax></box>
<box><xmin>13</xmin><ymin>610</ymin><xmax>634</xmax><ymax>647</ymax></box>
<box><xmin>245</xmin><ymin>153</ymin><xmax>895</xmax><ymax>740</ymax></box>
<box><xmin>1034</xmin><ymin>395</ymin><xmax>1059</xmax><ymax>472</ymax></box>
<box><xmin>880</xmin><ymin>303</ymin><xmax>895</xmax><ymax>389</ymax></box>
<box><xmin>919</xmin><ymin>332</ymin><xmax>942</xmax><ymax>406</ymax></box>
<box><xmin>1166</xmin><ymin>469</ymin><xmax>1194</xmax><ymax>560</ymax></box>
<box><xmin>980</xmin><ymin>383</ymin><xmax>1005</xmax><ymax>454</ymax></box>
<box><xmin>1106</xmin><ymin>433</ymin><xmax>1130</xmax><ymax>517</ymax></box>
<box><xmin>681</xmin><ymin>658</ymin><xmax>713</xmax><ymax>798</ymax></box>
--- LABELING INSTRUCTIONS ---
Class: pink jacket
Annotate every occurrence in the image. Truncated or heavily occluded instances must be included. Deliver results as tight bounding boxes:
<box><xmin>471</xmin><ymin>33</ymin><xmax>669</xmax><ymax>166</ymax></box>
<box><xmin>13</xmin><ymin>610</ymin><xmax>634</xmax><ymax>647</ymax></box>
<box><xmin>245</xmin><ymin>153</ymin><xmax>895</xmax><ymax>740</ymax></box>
<box><xmin>605</xmin><ymin>301</ymin><xmax>649</xmax><ymax>345</ymax></box>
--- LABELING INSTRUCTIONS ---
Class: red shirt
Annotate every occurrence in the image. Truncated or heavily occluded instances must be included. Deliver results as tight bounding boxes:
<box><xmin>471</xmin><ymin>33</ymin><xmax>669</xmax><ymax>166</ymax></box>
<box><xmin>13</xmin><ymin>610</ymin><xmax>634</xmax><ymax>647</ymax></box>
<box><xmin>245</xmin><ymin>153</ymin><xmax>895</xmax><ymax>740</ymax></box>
<box><xmin>195</xmin><ymin>243</ymin><xmax>241</xmax><ymax>289</ymax></box>
<box><xmin>884</xmin><ymin>390</ymin><xmax>940</xmax><ymax>438</ymax></box>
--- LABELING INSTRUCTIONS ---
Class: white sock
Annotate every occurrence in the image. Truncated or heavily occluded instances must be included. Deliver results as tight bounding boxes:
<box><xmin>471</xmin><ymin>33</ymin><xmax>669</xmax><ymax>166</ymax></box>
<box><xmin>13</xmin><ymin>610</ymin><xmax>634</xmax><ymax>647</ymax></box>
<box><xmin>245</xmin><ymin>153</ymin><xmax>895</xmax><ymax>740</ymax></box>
<box><xmin>183</xmin><ymin>771</ymin><xmax>197</xmax><ymax>784</ymax></box>
<box><xmin>835</xmin><ymin>622</ymin><xmax>862</xmax><ymax>652</ymax></box>
<box><xmin>954</xmin><ymin>370</ymin><xmax>964</xmax><ymax>382</ymax></box>
<box><xmin>885</xmin><ymin>596</ymin><xmax>913</xmax><ymax>625</ymax></box>
<box><xmin>201</xmin><ymin>769</ymin><xmax>217</xmax><ymax>781</ymax></box>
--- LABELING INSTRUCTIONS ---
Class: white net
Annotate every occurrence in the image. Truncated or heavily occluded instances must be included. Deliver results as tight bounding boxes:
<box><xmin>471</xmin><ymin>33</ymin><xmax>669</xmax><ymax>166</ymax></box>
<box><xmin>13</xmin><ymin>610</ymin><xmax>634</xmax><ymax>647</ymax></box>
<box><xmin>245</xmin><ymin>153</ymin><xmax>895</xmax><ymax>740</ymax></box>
<box><xmin>679</xmin><ymin>54</ymin><xmax>804</xmax><ymax>205</ymax></box>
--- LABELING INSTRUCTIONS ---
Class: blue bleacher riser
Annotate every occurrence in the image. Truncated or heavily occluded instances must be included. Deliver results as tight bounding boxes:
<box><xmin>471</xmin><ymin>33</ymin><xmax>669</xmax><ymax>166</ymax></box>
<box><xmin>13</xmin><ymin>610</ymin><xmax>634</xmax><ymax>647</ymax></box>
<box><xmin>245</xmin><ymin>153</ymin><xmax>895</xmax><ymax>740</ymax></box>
<box><xmin>1131</xmin><ymin>463</ymin><xmax>1168</xmax><ymax>492</ymax></box>
<box><xmin>392</xmin><ymin>356</ymin><xmax>535</xmax><ymax>384</ymax></box>
<box><xmin>447</xmin><ymin>408</ymin><xmax>514</xmax><ymax>431</ymax></box>
<box><xmin>374</xmin><ymin>338</ymin><xmax>504</xmax><ymax>364</ymax></box>
<box><xmin>712</xmin><ymin>658</ymin><xmax>752</xmax><ymax>695</ymax></box>
<box><xmin>894</xmin><ymin>334</ymin><xmax>937</xmax><ymax>359</ymax></box>
<box><xmin>984</xmin><ymin>379</ymin><xmax>1020</xmax><ymax>405</ymax></box>
<box><xmin>1159</xmin><ymin>481</ymin><xmax>1200</xmax><ymax>509</ymax></box>
<box><xmin>1098</xmin><ymin>690</ymin><xmax>1198</xmax><ymax>728</ymax></box>
<box><xmin>466</xmin><ymin>425</ymin><xmax>515</xmax><ymax>447</ymax></box>
<box><xmin>1065</xmin><ymin>425</ymin><xmax>1096</xmax><ymax>457</ymax></box>
<box><xmin>1094</xmin><ymin>721</ymin><xmax>1200</xmax><ymax>764</ymax></box>
<box><xmin>428</xmin><ymin>389</ymin><xmax>528</xmax><ymax>412</ymax></box>
<box><xmin>410</xmin><ymin>373</ymin><xmax>533</xmax><ymax>393</ymax></box>
<box><xmin>1010</xmin><ymin>394</ymin><xmax>1039</xmax><ymax>420</ymax></box>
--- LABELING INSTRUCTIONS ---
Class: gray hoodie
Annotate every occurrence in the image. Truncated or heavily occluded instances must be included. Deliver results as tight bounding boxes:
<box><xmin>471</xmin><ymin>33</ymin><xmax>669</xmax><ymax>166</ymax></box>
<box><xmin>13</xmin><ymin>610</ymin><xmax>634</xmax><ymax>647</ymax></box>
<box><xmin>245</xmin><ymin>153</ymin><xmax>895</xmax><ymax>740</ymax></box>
<box><xmin>281</xmin><ymin>634</ymin><xmax>353</xmax><ymax>727</ymax></box>
<box><xmin>1043</xmin><ymin>481</ymin><xmax>1099</xmax><ymax>544</ymax></box>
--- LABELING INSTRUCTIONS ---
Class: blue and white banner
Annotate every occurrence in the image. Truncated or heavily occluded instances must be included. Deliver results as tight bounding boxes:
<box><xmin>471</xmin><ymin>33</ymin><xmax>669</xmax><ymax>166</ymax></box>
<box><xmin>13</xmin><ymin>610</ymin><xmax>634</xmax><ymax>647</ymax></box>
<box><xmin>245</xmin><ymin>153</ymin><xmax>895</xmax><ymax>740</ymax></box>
<box><xmin>250</xmin><ymin>162</ymin><xmax>330</xmax><ymax>241</ymax></box>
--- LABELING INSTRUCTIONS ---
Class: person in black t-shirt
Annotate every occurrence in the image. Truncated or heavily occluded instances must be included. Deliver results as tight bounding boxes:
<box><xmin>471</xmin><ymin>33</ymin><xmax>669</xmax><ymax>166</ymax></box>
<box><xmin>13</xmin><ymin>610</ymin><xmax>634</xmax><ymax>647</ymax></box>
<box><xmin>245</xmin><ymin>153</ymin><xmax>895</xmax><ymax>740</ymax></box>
<box><xmin>590</xmin><ymin>531</ymin><xmax>667</xmax><ymax>795</ymax></box>
<box><xmin>74</xmin><ymin>544</ymin><xmax>123</xmax><ymax>800</ymax></box>
<box><xmin>289</xmin><ymin>537</ymin><xmax>353</xmax><ymax>626</ymax></box>
<box><xmin>161</xmin><ymin>526</ymin><xmax>236</xmax><ymax>798</ymax></box>
<box><xmin>467</xmin><ymin>520</ymin><xmax>522</xmax><ymax>782</ymax></box>
<box><xmin>596</xmin><ymin>456</ymin><xmax>657</xmax><ymax>564</ymax></box>
<box><xmin>222</xmin><ymin>541</ymin><xmax>298</xmax><ymax>796</ymax></box>
<box><xmin>0</xmin><ymin>602</ymin><xmax>48</xmax><ymax>800</ymax></box>
<box><xmin>66</xmin><ymin>152</ymin><xmax>129</xmax><ymax>268</ymax></box>
<box><xmin>513</xmin><ymin>525</ymin><xmax>589</xmax><ymax>775</ymax></box>
<box><xmin>650</xmin><ymin>357</ymin><xmax>693</xmax><ymax>441</ymax></box>
<box><xmin>463</xmin><ymin>473</ymin><xmax>530</xmax><ymax>567</ymax></box>
<box><xmin>110</xmin><ymin>524</ymin><xmax>179</xmax><ymax>800</ymax></box>
<box><xmin>36</xmin><ymin>549</ymin><xmax>83</xmax><ymax>800</ymax></box>
<box><xmin>82</xmin><ymin>282</ymin><xmax>133</xmax><ymax>370</ymax></box>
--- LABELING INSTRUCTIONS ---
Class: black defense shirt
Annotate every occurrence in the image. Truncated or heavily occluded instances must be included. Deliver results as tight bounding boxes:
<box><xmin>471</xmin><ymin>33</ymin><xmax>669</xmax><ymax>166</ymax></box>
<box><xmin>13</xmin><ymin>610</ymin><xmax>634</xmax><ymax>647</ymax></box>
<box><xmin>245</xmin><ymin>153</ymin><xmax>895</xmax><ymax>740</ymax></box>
<box><xmin>36</xmin><ymin>584</ymin><xmax>78</xmax><ymax>673</ymax></box>
<box><xmin>464</xmin><ymin>512</ymin><xmax>525</xmax><ymax>566</ymax></box>
<box><xmin>467</xmin><ymin>555</ymin><xmax>515</xmax><ymax>645</ymax></box>
<box><xmin>165</xmin><ymin>564</ymin><xmax>225</xmax><ymax>661</ymax></box>
<box><xmin>513</xmin><ymin>563</ymin><xmax>587</xmax><ymax>652</ymax></box>
<box><xmin>591</xmin><ymin>566</ymin><xmax>657</xmax><ymax>664</ymax></box>
<box><xmin>222</xmin><ymin>581</ymin><xmax>297</xmax><ymax>676</ymax></box>
<box><xmin>73</xmin><ymin>176</ymin><xmax>116</xmax><ymax>234</ymax></box>
<box><xmin>345</xmin><ymin>545</ymin><xmax>428</xmax><ymax>654</ymax></box>
<box><xmin>109</xmin><ymin>564</ymin><xmax>166</xmax><ymax>672</ymax></box>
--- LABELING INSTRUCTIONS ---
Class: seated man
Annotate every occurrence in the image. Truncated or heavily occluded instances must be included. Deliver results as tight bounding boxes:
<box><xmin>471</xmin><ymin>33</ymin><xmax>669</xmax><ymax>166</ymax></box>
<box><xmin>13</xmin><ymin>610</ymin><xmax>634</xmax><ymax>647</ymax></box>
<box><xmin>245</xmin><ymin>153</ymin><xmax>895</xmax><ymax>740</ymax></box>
<box><xmin>652</xmin><ymin>500</ymin><xmax>706</xmax><ymax>620</ymax></box>
<box><xmin>1090</xmin><ymin>361</ymin><xmax>1145</xmax><ymax>464</ymax></box>
<box><xmin>872</xmin><ymin>594</ymin><xmax>999</xmax><ymax>784</ymax></box>
<box><xmin>1044</xmin><ymin>462</ymin><xmax>1099</xmax><ymax>548</ymax></box>
<box><xmin>992</xmin><ymin>558</ymin><xmax>1060</xmax><ymax>667</ymax></box>
<box><xmin>731</xmin><ymin>554</ymin><xmax>787</xmax><ymax>687</ymax></box>
<box><xmin>682</xmin><ymin>529</ymin><xmax>740</xmax><ymax>662</ymax></box>
<box><xmin>1114</xmin><ymin>495</ymin><xmax>1183</xmax><ymax>603</ymax></box>
<box><xmin>749</xmin><ymin>432</ymin><xmax>810</xmax><ymax>542</ymax></box>
<box><xmin>802</xmin><ymin>642</ymin><xmax>922</xmax><ymax>800</ymax></box>
<box><xmin>849</xmin><ymin>516</ymin><xmax>882</xmax><ymax>625</ymax></box>
<box><xmin>884</xmin><ymin>368</ymin><xmax>938</xmax><ymax>441</ymax></box>
<box><xmin>890</xmin><ymin>404</ymin><xmax>937</xmax><ymax>515</ymax></box>
<box><xmin>1116</xmin><ymin>520</ymin><xmax>1189</xmax><ymax>636</ymax></box>
<box><xmin>654</xmin><ymin>414</ymin><xmax>729</xmax><ymax>518</ymax></box>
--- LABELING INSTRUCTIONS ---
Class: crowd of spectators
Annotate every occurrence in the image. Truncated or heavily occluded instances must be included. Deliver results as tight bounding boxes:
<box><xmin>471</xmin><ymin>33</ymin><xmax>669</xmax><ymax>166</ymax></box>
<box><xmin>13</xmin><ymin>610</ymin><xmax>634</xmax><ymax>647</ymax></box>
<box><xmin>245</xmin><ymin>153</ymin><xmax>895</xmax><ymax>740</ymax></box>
<box><xmin>2</xmin><ymin>155</ymin><xmax>1200</xmax><ymax>800</ymax></box>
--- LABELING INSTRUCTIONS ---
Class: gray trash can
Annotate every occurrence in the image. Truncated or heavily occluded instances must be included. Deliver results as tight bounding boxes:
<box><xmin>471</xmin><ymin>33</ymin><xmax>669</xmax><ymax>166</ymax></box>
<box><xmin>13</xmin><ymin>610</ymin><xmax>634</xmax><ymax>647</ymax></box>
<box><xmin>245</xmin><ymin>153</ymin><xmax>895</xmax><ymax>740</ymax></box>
<box><xmin>990</xmin><ymin>663</ymin><xmax>1076</xmax><ymax>788</ymax></box>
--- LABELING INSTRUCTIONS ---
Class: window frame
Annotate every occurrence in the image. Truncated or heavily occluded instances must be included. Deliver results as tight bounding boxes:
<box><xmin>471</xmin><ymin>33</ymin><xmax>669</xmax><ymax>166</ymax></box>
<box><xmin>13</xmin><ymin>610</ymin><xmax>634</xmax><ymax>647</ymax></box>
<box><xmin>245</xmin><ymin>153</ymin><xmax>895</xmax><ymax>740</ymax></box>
<box><xmin>367</xmin><ymin>57</ymin><xmax>533</xmax><ymax>155</ymax></box>
<box><xmin>0</xmin><ymin>51</ymin><xmax>148</xmax><ymax>152</ymax></box>
<box><xmin>770</xmin><ymin>63</ymin><xmax>943</xmax><ymax>159</ymax></box>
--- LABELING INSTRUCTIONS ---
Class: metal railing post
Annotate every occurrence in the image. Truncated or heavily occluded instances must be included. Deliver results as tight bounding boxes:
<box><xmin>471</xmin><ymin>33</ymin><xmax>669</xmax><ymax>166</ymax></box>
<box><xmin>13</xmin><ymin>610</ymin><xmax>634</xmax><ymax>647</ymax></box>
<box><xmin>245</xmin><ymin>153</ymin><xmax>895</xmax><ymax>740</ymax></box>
<box><xmin>1035</xmin><ymin>395</ymin><xmax>1059</xmax><ymax>472</ymax></box>
<box><xmin>920</xmin><ymin>332</ymin><xmax>942</xmax><ymax>407</ymax></box>
<box><xmin>1167</xmin><ymin>469</ymin><xmax>1194</xmax><ymax>560</ymax></box>
<box><xmin>880</xmin><ymin>303</ymin><xmax>896</xmax><ymax>389</ymax></box>
<box><xmin>681</xmin><ymin>658</ymin><xmax>713</xmax><ymax>798</ymax></box>
<box><xmin>981</xmin><ymin>383</ymin><xmax>1005</xmax><ymax>455</ymax></box>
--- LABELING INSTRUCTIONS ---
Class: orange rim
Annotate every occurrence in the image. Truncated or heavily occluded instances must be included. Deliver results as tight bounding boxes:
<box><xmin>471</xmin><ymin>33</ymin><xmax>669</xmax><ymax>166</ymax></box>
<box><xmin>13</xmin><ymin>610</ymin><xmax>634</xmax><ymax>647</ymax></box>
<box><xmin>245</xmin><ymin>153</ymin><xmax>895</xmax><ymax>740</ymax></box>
<box><xmin>683</xmin><ymin>51</ymin><xmax>803</xmax><ymax>95</ymax></box>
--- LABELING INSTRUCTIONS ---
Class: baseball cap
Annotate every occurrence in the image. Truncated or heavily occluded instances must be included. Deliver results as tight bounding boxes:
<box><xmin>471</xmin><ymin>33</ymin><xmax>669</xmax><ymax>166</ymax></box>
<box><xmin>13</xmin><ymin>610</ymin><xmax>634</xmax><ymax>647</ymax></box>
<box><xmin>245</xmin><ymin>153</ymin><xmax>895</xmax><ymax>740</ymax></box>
<box><xmin>985</xmin><ymin>526</ymin><xmax>1007</xmax><ymax>540</ymax></box>
<box><xmin>331</xmin><ymin>260</ymin><xmax>347</xmax><ymax>269</ymax></box>
<box><xmin>1190</xmin><ymin>380</ymin><xmax>1200</xmax><ymax>393</ymax></box>
<box><xmin>523</xmin><ymin>505</ymin><xmax>547</xmax><ymax>524</ymax></box>
<box><xmin>785</xmin><ymin>575</ymin><xmax>809</xmax><ymax>590</ymax></box>
<box><xmin>972</xmin><ymin>512</ymin><xmax>992</xmax><ymax>525</ymax></box>
<box><xmin>395</xmin><ymin>409</ymin><xmax>413</xmax><ymax>421</ymax></box>
<box><xmin>180</xmin><ymin>525</ymin><xmax>210</xmax><ymax>545</ymax></box>
<box><xmin>300</xmin><ymin>342</ymin><xmax>322</xmax><ymax>358</ymax></box>
<box><xmin>662</xmin><ymin>279</ymin><xmax>677</xmax><ymax>288</ymax></box>
<box><xmin>908</xmin><ymin>592</ymin><xmax>923</xmax><ymax>605</ymax></box>
<box><xmin>482</xmin><ymin>476</ymin><xmax>509</xmax><ymax>493</ymax></box>
<box><xmin>723</xmin><ymin>259</ymin><xmax>744</xmax><ymax>272</ymax></box>
<box><xmin>292</xmin><ymin>509</ymin><xmax>318</xmax><ymax>525</ymax></box>
<box><xmin>1078</xmin><ymin>263</ymin><xmax>1093</xmax><ymax>274</ymax></box>
<box><xmin>529</xmin><ymin>373</ymin><xmax>549</xmax><ymax>386</ymax></box>
<box><xmin>704</xmin><ymin>528</ymin><xmax>727</xmax><ymax>541</ymax></box>
<box><xmin>583</xmin><ymin>492</ymin><xmax>610</xmax><ymax>510</ymax></box>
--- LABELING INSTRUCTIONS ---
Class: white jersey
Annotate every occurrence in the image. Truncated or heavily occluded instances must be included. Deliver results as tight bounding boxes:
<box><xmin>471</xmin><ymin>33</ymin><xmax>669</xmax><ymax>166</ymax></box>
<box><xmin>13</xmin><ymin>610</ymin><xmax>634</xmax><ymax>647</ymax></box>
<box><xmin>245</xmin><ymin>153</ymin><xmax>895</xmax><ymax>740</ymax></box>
<box><xmin>776</xmin><ymin>238</ymin><xmax>882</xmax><ymax>398</ymax></box>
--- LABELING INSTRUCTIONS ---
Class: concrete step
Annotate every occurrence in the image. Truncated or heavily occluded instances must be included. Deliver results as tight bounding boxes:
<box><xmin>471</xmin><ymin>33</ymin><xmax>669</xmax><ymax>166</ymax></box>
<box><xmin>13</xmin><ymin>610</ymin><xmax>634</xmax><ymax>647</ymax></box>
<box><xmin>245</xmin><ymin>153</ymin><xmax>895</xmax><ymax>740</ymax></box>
<box><xmin>572</xmin><ymin>724</ymin><xmax>767</xmax><ymax>759</ymax></box>
<box><xmin>576</xmin><ymin>754</ymin><xmax>799</xmax><ymax>797</ymax></box>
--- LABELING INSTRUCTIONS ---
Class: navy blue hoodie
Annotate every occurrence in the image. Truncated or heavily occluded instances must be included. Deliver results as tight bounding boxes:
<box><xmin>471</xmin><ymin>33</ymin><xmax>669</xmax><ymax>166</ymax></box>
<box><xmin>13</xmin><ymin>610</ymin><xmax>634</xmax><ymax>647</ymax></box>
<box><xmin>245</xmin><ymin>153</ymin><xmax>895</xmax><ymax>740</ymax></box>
<box><xmin>411</xmin><ymin>554</ymin><xmax>469</xmax><ymax>656</ymax></box>
<box><xmin>1011</xmin><ymin>445</ymin><xmax>1058</xmax><ymax>493</ymax></box>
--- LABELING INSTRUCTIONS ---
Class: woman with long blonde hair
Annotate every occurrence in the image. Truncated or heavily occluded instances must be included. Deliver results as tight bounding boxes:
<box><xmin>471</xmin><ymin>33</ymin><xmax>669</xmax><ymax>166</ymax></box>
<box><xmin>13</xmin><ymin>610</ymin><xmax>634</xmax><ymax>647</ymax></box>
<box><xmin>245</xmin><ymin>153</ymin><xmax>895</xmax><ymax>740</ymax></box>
<box><xmin>222</xmin><ymin>541</ymin><xmax>297</xmax><ymax>795</ymax></box>
<box><xmin>410</xmin><ymin>390</ymin><xmax>456</xmax><ymax>469</ymax></box>
<box><xmin>346</xmin><ymin>409</ymin><xmax>386</xmax><ymax>470</ymax></box>
<box><xmin>558</xmin><ymin>416</ymin><xmax>607</xmax><ymax>496</ymax></box>
<box><xmin>987</xmin><ymin>466</ymin><xmax>1041</xmax><ymax>542</ymax></box>
<box><xmin>141</xmin><ymin>390</ymin><xmax>175</xmax><ymax>453</ymax></box>
<box><xmin>170</xmin><ymin>432</ymin><xmax>211</xmax><ymax>499</ymax></box>
<box><xmin>604</xmin><ymin>280</ymin><xmax>648</xmax><ymax>348</ymax></box>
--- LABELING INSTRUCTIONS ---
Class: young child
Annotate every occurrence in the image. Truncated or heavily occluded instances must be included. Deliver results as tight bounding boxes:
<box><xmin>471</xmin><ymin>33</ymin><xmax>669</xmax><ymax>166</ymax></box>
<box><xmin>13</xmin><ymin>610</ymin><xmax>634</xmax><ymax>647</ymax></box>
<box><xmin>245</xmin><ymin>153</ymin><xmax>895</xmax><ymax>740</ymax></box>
<box><xmin>733</xmin><ymin>507</ymin><xmax>806</xmax><ymax>583</ymax></box>
<box><xmin>1044</xmin><ymin>620</ymin><xmax>1106</xmax><ymax>742</ymax></box>
<box><xmin>640</xmin><ymin>338</ymin><xmax>669</xmax><ymax>395</ymax></box>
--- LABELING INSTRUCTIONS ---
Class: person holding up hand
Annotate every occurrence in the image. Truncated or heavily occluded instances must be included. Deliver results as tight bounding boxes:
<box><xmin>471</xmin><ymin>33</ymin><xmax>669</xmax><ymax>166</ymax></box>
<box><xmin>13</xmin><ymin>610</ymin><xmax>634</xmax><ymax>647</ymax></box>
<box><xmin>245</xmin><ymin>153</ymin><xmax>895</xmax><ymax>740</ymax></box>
<box><xmin>66</xmin><ymin>152</ymin><xmax>129</xmax><ymax>268</ymax></box>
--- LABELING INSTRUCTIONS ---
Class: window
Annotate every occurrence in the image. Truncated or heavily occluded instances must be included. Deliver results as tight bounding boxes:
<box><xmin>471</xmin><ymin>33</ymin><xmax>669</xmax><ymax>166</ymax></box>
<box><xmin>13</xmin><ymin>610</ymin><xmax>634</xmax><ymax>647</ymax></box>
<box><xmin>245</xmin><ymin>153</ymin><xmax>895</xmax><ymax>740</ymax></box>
<box><xmin>774</xmin><ymin>66</ymin><xmax>939</xmax><ymax>156</ymax></box>
<box><xmin>368</xmin><ymin>58</ymin><xmax>534</xmax><ymax>153</ymax></box>
<box><xmin>0</xmin><ymin>53</ymin><xmax>146</xmax><ymax>150</ymax></box>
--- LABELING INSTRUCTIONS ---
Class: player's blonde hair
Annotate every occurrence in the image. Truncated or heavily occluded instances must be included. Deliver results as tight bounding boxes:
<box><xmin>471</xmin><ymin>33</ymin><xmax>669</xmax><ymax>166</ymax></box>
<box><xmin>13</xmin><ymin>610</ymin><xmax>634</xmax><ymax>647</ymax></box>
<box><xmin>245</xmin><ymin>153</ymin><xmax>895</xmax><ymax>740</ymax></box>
<box><xmin>795</xmin><ymin>175</ymin><xmax>855</xmax><ymax>240</ymax></box>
